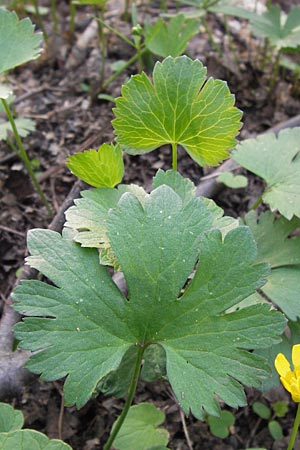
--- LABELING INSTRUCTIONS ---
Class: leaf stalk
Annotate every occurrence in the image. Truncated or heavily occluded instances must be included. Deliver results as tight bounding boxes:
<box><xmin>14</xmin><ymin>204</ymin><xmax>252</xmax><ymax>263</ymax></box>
<box><xmin>103</xmin><ymin>345</ymin><xmax>145</xmax><ymax>450</ymax></box>
<box><xmin>287</xmin><ymin>402</ymin><xmax>300</xmax><ymax>450</ymax></box>
<box><xmin>1</xmin><ymin>98</ymin><xmax>52</xmax><ymax>215</ymax></box>
<box><xmin>172</xmin><ymin>142</ymin><xmax>177</xmax><ymax>171</ymax></box>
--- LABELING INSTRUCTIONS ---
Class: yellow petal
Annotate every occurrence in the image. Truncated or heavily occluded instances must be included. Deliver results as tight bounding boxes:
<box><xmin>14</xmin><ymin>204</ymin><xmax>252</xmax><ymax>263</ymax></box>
<box><xmin>281</xmin><ymin>376</ymin><xmax>293</xmax><ymax>394</ymax></box>
<box><xmin>292</xmin><ymin>344</ymin><xmax>300</xmax><ymax>371</ymax></box>
<box><xmin>275</xmin><ymin>353</ymin><xmax>291</xmax><ymax>377</ymax></box>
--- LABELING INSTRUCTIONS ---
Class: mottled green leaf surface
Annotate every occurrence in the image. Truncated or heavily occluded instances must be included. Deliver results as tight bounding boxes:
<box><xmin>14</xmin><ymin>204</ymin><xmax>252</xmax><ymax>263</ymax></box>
<box><xmin>0</xmin><ymin>8</ymin><xmax>42</xmax><ymax>74</ymax></box>
<box><xmin>66</xmin><ymin>143</ymin><xmax>124</xmax><ymax>188</ymax></box>
<box><xmin>232</xmin><ymin>128</ymin><xmax>300</xmax><ymax>219</ymax></box>
<box><xmin>113</xmin><ymin>56</ymin><xmax>242</xmax><ymax>167</ymax></box>
<box><xmin>14</xmin><ymin>182</ymin><xmax>285</xmax><ymax>416</ymax></box>
<box><xmin>0</xmin><ymin>403</ymin><xmax>23</xmax><ymax>433</ymax></box>
<box><xmin>244</xmin><ymin>211</ymin><xmax>300</xmax><ymax>320</ymax></box>
<box><xmin>145</xmin><ymin>14</ymin><xmax>199</xmax><ymax>57</ymax></box>
<box><xmin>113</xmin><ymin>403</ymin><xmax>169</xmax><ymax>450</ymax></box>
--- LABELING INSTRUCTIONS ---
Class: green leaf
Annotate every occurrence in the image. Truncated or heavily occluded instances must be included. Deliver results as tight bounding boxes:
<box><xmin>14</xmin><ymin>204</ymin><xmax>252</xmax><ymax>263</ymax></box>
<box><xmin>0</xmin><ymin>429</ymin><xmax>72</xmax><ymax>449</ymax></box>
<box><xmin>243</xmin><ymin>211</ymin><xmax>300</xmax><ymax>320</ymax></box>
<box><xmin>232</xmin><ymin>128</ymin><xmax>300</xmax><ymax>219</ymax></box>
<box><xmin>66</xmin><ymin>144</ymin><xmax>124</xmax><ymax>188</ymax></box>
<box><xmin>113</xmin><ymin>403</ymin><xmax>169</xmax><ymax>450</ymax></box>
<box><xmin>252</xmin><ymin>401</ymin><xmax>271</xmax><ymax>420</ymax></box>
<box><xmin>250</xmin><ymin>5</ymin><xmax>300</xmax><ymax>50</ymax></box>
<box><xmin>217</xmin><ymin>172</ymin><xmax>248</xmax><ymax>188</ymax></box>
<box><xmin>141</xmin><ymin>345</ymin><xmax>166</xmax><ymax>382</ymax></box>
<box><xmin>64</xmin><ymin>183</ymin><xmax>146</xmax><ymax>270</ymax></box>
<box><xmin>207</xmin><ymin>410</ymin><xmax>235</xmax><ymax>438</ymax></box>
<box><xmin>13</xmin><ymin>229</ymin><xmax>134</xmax><ymax>408</ymax></box>
<box><xmin>268</xmin><ymin>420</ymin><xmax>283</xmax><ymax>440</ymax></box>
<box><xmin>0</xmin><ymin>84</ymin><xmax>12</xmax><ymax>100</ymax></box>
<box><xmin>209</xmin><ymin>2</ymin><xmax>259</xmax><ymax>21</ymax></box>
<box><xmin>0</xmin><ymin>9</ymin><xmax>42</xmax><ymax>74</ymax></box>
<box><xmin>113</xmin><ymin>56</ymin><xmax>242</xmax><ymax>167</ymax></box>
<box><xmin>145</xmin><ymin>14</ymin><xmax>199</xmax><ymax>58</ymax></box>
<box><xmin>0</xmin><ymin>118</ymin><xmax>36</xmax><ymax>141</ymax></box>
<box><xmin>0</xmin><ymin>403</ymin><xmax>23</xmax><ymax>433</ymax></box>
<box><xmin>273</xmin><ymin>401</ymin><xmax>288</xmax><ymax>418</ymax></box>
<box><xmin>152</xmin><ymin>169</ymin><xmax>196</xmax><ymax>206</ymax></box>
<box><xmin>97</xmin><ymin>346</ymin><xmax>137</xmax><ymax>398</ymax></box>
<box><xmin>14</xmin><ymin>183</ymin><xmax>286</xmax><ymax>415</ymax></box>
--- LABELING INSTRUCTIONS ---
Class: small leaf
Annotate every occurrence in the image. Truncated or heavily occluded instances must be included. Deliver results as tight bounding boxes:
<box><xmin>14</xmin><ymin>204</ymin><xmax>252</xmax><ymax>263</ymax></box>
<box><xmin>232</xmin><ymin>128</ymin><xmax>300</xmax><ymax>219</ymax></box>
<box><xmin>243</xmin><ymin>211</ymin><xmax>300</xmax><ymax>320</ymax></box>
<box><xmin>67</xmin><ymin>143</ymin><xmax>124</xmax><ymax>188</ymax></box>
<box><xmin>145</xmin><ymin>14</ymin><xmax>199</xmax><ymax>58</ymax></box>
<box><xmin>0</xmin><ymin>429</ymin><xmax>72</xmax><ymax>449</ymax></box>
<box><xmin>113</xmin><ymin>56</ymin><xmax>242</xmax><ymax>167</ymax></box>
<box><xmin>97</xmin><ymin>346</ymin><xmax>137</xmax><ymax>398</ymax></box>
<box><xmin>141</xmin><ymin>345</ymin><xmax>166</xmax><ymax>382</ymax></box>
<box><xmin>217</xmin><ymin>172</ymin><xmax>248</xmax><ymax>189</ymax></box>
<box><xmin>250</xmin><ymin>5</ymin><xmax>300</xmax><ymax>50</ymax></box>
<box><xmin>0</xmin><ymin>9</ymin><xmax>42</xmax><ymax>74</ymax></box>
<box><xmin>0</xmin><ymin>84</ymin><xmax>12</xmax><ymax>100</ymax></box>
<box><xmin>268</xmin><ymin>420</ymin><xmax>283</xmax><ymax>440</ymax></box>
<box><xmin>273</xmin><ymin>401</ymin><xmax>288</xmax><ymax>418</ymax></box>
<box><xmin>152</xmin><ymin>169</ymin><xmax>196</xmax><ymax>206</ymax></box>
<box><xmin>0</xmin><ymin>403</ymin><xmax>23</xmax><ymax>433</ymax></box>
<box><xmin>207</xmin><ymin>410</ymin><xmax>235</xmax><ymax>439</ymax></box>
<box><xmin>113</xmin><ymin>403</ymin><xmax>169</xmax><ymax>450</ymax></box>
<box><xmin>252</xmin><ymin>401</ymin><xmax>271</xmax><ymax>420</ymax></box>
<box><xmin>0</xmin><ymin>118</ymin><xmax>36</xmax><ymax>141</ymax></box>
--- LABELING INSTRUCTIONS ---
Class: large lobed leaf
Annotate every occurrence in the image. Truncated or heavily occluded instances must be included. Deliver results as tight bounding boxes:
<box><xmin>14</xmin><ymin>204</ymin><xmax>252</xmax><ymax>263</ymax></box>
<box><xmin>232</xmin><ymin>128</ymin><xmax>300</xmax><ymax>220</ymax></box>
<box><xmin>0</xmin><ymin>8</ymin><xmax>42</xmax><ymax>74</ymax></box>
<box><xmin>14</xmin><ymin>180</ymin><xmax>285</xmax><ymax>417</ymax></box>
<box><xmin>112</xmin><ymin>56</ymin><xmax>242</xmax><ymax>167</ymax></box>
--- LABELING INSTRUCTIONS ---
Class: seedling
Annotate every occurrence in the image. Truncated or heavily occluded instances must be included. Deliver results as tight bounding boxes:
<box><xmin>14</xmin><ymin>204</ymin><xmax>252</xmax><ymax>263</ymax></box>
<box><xmin>0</xmin><ymin>8</ymin><xmax>51</xmax><ymax>213</ymax></box>
<box><xmin>207</xmin><ymin>409</ymin><xmax>235</xmax><ymax>439</ymax></box>
<box><xmin>252</xmin><ymin>400</ymin><xmax>288</xmax><ymax>441</ymax></box>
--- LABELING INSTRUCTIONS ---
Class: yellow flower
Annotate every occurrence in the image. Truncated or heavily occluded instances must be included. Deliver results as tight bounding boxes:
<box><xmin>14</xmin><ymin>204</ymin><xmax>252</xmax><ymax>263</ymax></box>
<box><xmin>275</xmin><ymin>344</ymin><xmax>300</xmax><ymax>402</ymax></box>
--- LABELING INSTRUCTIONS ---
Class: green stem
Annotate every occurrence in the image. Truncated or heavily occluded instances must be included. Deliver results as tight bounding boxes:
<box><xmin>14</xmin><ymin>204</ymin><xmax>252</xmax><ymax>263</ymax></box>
<box><xmin>103</xmin><ymin>345</ymin><xmax>145</xmax><ymax>450</ymax></box>
<box><xmin>97</xmin><ymin>18</ymin><xmax>136</xmax><ymax>48</ymax></box>
<box><xmin>249</xmin><ymin>193</ymin><xmax>263</xmax><ymax>211</ymax></box>
<box><xmin>172</xmin><ymin>143</ymin><xmax>177</xmax><ymax>171</ymax></box>
<box><xmin>287</xmin><ymin>403</ymin><xmax>300</xmax><ymax>450</ymax></box>
<box><xmin>51</xmin><ymin>0</ymin><xmax>58</xmax><ymax>33</ymax></box>
<box><xmin>1</xmin><ymin>98</ymin><xmax>52</xmax><ymax>215</ymax></box>
<box><xmin>32</xmin><ymin>0</ymin><xmax>48</xmax><ymax>43</ymax></box>
<box><xmin>201</xmin><ymin>16</ymin><xmax>222</xmax><ymax>56</ymax></box>
<box><xmin>69</xmin><ymin>2</ymin><xmax>76</xmax><ymax>35</ymax></box>
<box><xmin>95</xmin><ymin>5</ymin><xmax>106</xmax><ymax>89</ymax></box>
<box><xmin>269</xmin><ymin>50</ymin><xmax>281</xmax><ymax>92</ymax></box>
<box><xmin>101</xmin><ymin>47</ymin><xmax>146</xmax><ymax>91</ymax></box>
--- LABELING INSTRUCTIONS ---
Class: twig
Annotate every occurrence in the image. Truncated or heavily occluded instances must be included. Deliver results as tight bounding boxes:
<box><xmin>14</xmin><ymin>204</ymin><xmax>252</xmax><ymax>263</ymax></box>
<box><xmin>168</xmin><ymin>387</ymin><xmax>193</xmax><ymax>450</ymax></box>
<box><xmin>0</xmin><ymin>225</ymin><xmax>25</xmax><ymax>238</ymax></box>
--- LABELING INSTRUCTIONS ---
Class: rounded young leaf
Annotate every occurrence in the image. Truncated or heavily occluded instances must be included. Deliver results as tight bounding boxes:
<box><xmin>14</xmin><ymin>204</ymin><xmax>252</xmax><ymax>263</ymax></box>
<box><xmin>113</xmin><ymin>403</ymin><xmax>169</xmax><ymax>450</ymax></box>
<box><xmin>113</xmin><ymin>56</ymin><xmax>242</xmax><ymax>167</ymax></box>
<box><xmin>0</xmin><ymin>429</ymin><xmax>72</xmax><ymax>449</ymax></box>
<box><xmin>0</xmin><ymin>403</ymin><xmax>23</xmax><ymax>433</ymax></box>
<box><xmin>67</xmin><ymin>143</ymin><xmax>124</xmax><ymax>188</ymax></box>
<box><xmin>0</xmin><ymin>9</ymin><xmax>42</xmax><ymax>74</ymax></box>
